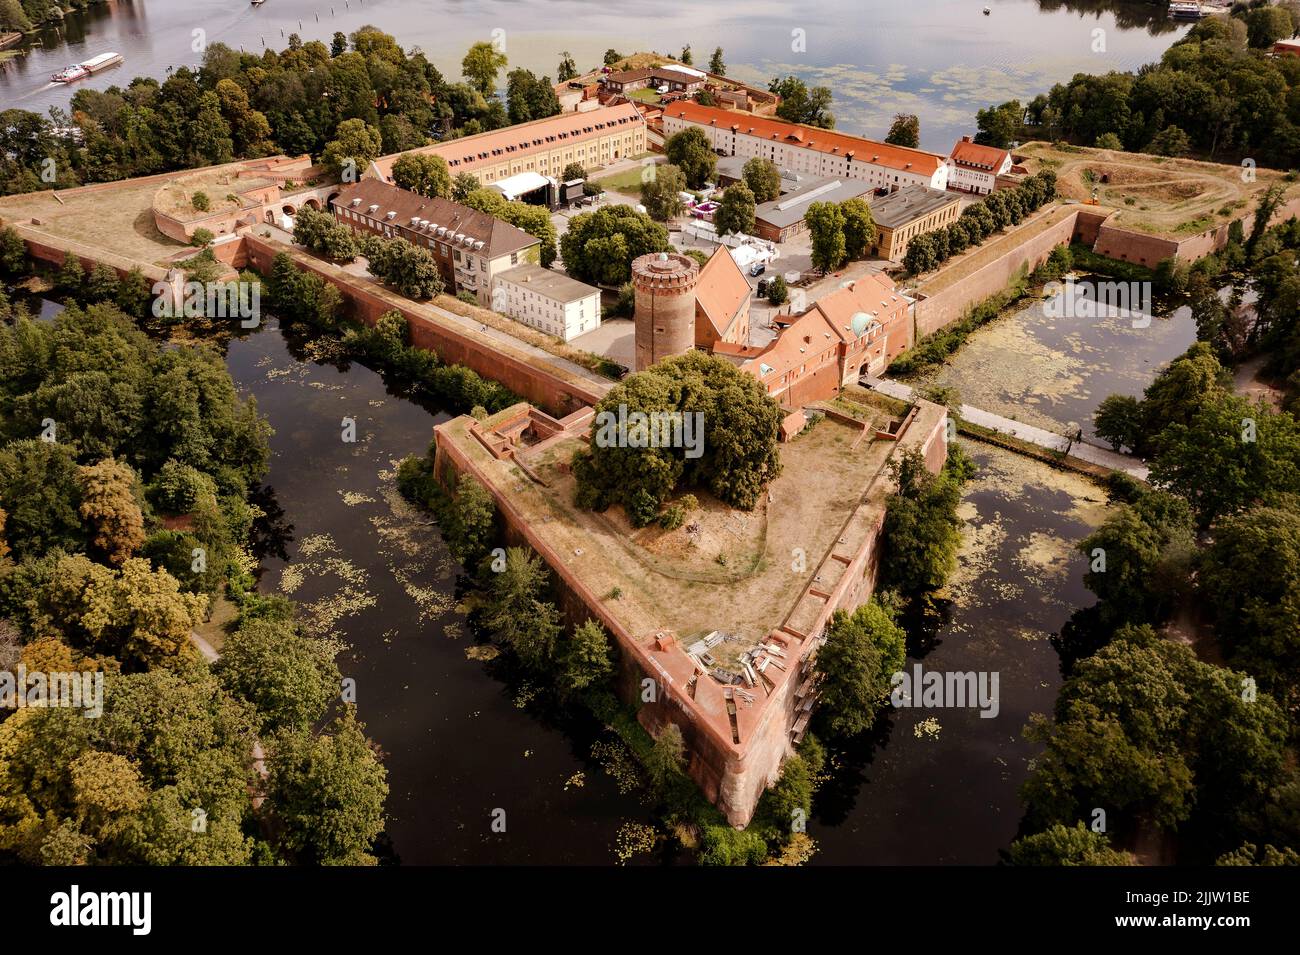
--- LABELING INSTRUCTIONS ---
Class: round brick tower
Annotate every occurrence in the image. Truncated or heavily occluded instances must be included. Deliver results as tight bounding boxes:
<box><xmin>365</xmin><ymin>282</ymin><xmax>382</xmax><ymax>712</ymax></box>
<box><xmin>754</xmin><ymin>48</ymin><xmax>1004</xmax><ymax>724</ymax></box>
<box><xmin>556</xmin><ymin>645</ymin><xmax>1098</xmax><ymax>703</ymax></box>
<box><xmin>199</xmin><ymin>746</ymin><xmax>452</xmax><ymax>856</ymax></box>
<box><xmin>632</xmin><ymin>251</ymin><xmax>700</xmax><ymax>372</ymax></box>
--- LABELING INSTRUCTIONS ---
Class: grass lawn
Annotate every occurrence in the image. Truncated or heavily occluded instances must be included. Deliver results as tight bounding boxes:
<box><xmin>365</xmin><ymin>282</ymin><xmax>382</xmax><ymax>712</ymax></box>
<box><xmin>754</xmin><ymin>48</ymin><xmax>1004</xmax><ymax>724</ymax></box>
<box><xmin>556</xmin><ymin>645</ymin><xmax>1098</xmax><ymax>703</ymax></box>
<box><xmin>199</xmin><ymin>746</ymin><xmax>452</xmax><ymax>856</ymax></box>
<box><xmin>594</xmin><ymin>165</ymin><xmax>653</xmax><ymax>195</ymax></box>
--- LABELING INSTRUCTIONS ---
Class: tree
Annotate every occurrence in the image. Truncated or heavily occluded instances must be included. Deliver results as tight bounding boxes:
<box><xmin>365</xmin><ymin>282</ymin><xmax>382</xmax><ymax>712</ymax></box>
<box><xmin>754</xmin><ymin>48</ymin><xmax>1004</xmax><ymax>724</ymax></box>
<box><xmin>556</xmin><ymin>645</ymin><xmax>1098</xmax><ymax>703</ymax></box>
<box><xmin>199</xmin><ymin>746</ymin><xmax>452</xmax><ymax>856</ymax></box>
<box><xmin>1147</xmin><ymin>124</ymin><xmax>1190</xmax><ymax>157</ymax></box>
<box><xmin>215</xmin><ymin>620</ymin><xmax>341</xmax><ymax>733</ymax></box>
<box><xmin>1021</xmin><ymin>633</ymin><xmax>1288</xmax><ymax>842</ymax></box>
<box><xmin>443</xmin><ymin>475</ymin><xmax>496</xmax><ymax>567</ymax></box>
<box><xmin>267</xmin><ymin>709</ymin><xmax>388</xmax><ymax>864</ymax></box>
<box><xmin>559</xmin><ymin>206</ymin><xmax>670</xmax><ymax>286</ymax></box>
<box><xmin>714</xmin><ymin>182</ymin><xmax>755</xmax><ymax>236</ymax></box>
<box><xmin>769</xmin><ymin>76</ymin><xmax>834</xmax><ymax>128</ymax></box>
<box><xmin>462</xmin><ymin>41</ymin><xmax>508</xmax><ymax>96</ymax></box>
<box><xmin>805</xmin><ymin>201</ymin><xmax>846</xmax><ymax>273</ymax></box>
<box><xmin>679</xmin><ymin>45</ymin><xmax>693</xmax><ymax>66</ymax></box>
<box><xmin>506</xmin><ymin>68</ymin><xmax>561</xmax><ymax>125</ymax></box>
<box><xmin>452</xmin><ymin>172</ymin><xmax>481</xmax><ymax>203</ymax></box>
<box><xmin>85</xmin><ymin>263</ymin><xmax>120</xmax><ymax>304</ymax></box>
<box><xmin>840</xmin><ymin>197</ymin><xmax>877</xmax><ymax>260</ymax></box>
<box><xmin>390</xmin><ymin>153</ymin><xmax>451</xmax><ymax>199</ymax></box>
<box><xmin>604</xmin><ymin>49</ymin><xmax>623</xmax><ymax>67</ymax></box>
<box><xmin>367</xmin><ymin>236</ymin><xmax>444</xmax><ymax>299</ymax></box>
<box><xmin>639</xmin><ymin>163</ymin><xmax>688</xmax><ymax>221</ymax></box>
<box><xmin>664</xmin><ymin>127</ymin><xmax>717</xmax><ymax>189</ymax></box>
<box><xmin>974</xmin><ymin>99</ymin><xmax>1022</xmax><ymax>148</ymax></box>
<box><xmin>1095</xmin><ymin>132</ymin><xmax>1123</xmax><ymax>150</ymax></box>
<box><xmin>0</xmin><ymin>440</ymin><xmax>85</xmax><ymax>559</ymax></box>
<box><xmin>1245</xmin><ymin>6</ymin><xmax>1295</xmax><ymax>49</ymax></box>
<box><xmin>321</xmin><ymin>118</ymin><xmax>382</xmax><ymax>180</ymax></box>
<box><xmin>815</xmin><ymin>602</ymin><xmax>906</xmax><ymax>737</ymax></box>
<box><xmin>574</xmin><ymin>351</ymin><xmax>783</xmax><ymax>514</ymax></box>
<box><xmin>709</xmin><ymin>47</ymin><xmax>725</xmax><ymax>76</ymax></box>
<box><xmin>903</xmin><ymin>232</ymin><xmax>938</xmax><ymax>275</ymax></box>
<box><xmin>646</xmin><ymin>723</ymin><xmax>686</xmax><ymax>788</ymax></box>
<box><xmin>482</xmin><ymin>547</ymin><xmax>562</xmax><ymax>669</ymax></box>
<box><xmin>556</xmin><ymin>51</ymin><xmax>578</xmax><ymax>83</ymax></box>
<box><xmin>766</xmin><ymin>274</ymin><xmax>788</xmax><ymax>306</ymax></box>
<box><xmin>1007</xmin><ymin>823</ymin><xmax>1134</xmax><ymax>865</ymax></box>
<box><xmin>78</xmin><ymin>458</ymin><xmax>146</xmax><ymax>566</ymax></box>
<box><xmin>741</xmin><ymin>157</ymin><xmax>781</xmax><ymax>203</ymax></box>
<box><xmin>0</xmin><ymin>226</ymin><xmax>26</xmax><ymax>278</ymax></box>
<box><xmin>29</xmin><ymin>554</ymin><xmax>206</xmax><ymax>667</ymax></box>
<box><xmin>1078</xmin><ymin>491</ymin><xmax>1194</xmax><ymax>626</ymax></box>
<box><xmin>880</xmin><ymin>447</ymin><xmax>967</xmax><ymax>595</ymax></box>
<box><xmin>885</xmin><ymin>113</ymin><xmax>920</xmax><ymax>148</ymax></box>
<box><xmin>1093</xmin><ymin>394</ymin><xmax>1143</xmax><ymax>452</ymax></box>
<box><xmin>57</xmin><ymin>251</ymin><xmax>84</xmax><ymax>294</ymax></box>
<box><xmin>558</xmin><ymin>619</ymin><xmax>614</xmax><ymax>696</ymax></box>
<box><xmin>1201</xmin><ymin>504</ymin><xmax>1300</xmax><ymax>695</ymax></box>
<box><xmin>561</xmin><ymin>162</ymin><xmax>586</xmax><ymax>182</ymax></box>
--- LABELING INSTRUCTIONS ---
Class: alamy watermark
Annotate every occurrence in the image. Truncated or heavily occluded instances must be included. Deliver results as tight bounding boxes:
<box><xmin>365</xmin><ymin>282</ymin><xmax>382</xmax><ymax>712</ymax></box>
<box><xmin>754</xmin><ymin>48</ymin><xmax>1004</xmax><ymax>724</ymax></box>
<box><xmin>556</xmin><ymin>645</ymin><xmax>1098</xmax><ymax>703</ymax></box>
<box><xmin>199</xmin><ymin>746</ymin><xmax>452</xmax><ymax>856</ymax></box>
<box><xmin>1</xmin><ymin>666</ymin><xmax>103</xmax><ymax>718</ymax></box>
<box><xmin>1043</xmin><ymin>278</ymin><xmax>1152</xmax><ymax>328</ymax></box>
<box><xmin>592</xmin><ymin>403</ymin><xmax>705</xmax><ymax>460</ymax></box>
<box><xmin>891</xmin><ymin>665</ymin><xmax>1000</xmax><ymax>719</ymax></box>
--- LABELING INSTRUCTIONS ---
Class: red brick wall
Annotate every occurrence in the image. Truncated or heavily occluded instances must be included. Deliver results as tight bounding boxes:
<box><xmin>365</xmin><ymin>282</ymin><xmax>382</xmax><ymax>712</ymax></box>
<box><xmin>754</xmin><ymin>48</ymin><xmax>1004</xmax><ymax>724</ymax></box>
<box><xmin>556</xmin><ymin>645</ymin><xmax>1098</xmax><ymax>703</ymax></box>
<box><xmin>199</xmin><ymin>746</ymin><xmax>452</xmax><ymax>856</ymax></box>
<box><xmin>913</xmin><ymin>211</ymin><xmax>1078</xmax><ymax>338</ymax></box>
<box><xmin>241</xmin><ymin>234</ymin><xmax>608</xmax><ymax>417</ymax></box>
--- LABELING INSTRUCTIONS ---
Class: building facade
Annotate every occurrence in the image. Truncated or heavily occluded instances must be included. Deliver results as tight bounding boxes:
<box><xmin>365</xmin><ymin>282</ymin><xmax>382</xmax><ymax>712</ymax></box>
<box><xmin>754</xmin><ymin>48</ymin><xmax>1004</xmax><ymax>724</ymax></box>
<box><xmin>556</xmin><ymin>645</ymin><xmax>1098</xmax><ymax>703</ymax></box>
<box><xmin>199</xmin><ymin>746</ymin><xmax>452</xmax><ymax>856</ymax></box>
<box><xmin>744</xmin><ymin>273</ymin><xmax>912</xmax><ymax>405</ymax></box>
<box><xmin>663</xmin><ymin>102</ymin><xmax>950</xmax><ymax>191</ymax></box>
<box><xmin>948</xmin><ymin>136</ymin><xmax>1013</xmax><ymax>195</ymax></box>
<box><xmin>331</xmin><ymin>179</ymin><xmax>539</xmax><ymax>306</ymax></box>
<box><xmin>867</xmin><ymin>185</ymin><xmax>962</xmax><ymax>261</ymax></box>
<box><xmin>492</xmin><ymin>263</ymin><xmax>602</xmax><ymax>342</ymax></box>
<box><xmin>369</xmin><ymin>104</ymin><xmax>646</xmax><ymax>186</ymax></box>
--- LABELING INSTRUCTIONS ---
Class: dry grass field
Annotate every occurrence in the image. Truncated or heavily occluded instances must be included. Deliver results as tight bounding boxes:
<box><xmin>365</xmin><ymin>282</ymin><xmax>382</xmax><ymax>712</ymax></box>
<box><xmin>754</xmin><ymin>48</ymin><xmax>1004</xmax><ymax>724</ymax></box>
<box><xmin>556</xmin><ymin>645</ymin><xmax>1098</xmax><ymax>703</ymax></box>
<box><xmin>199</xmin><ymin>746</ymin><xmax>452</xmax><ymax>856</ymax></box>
<box><xmin>1017</xmin><ymin>140</ymin><xmax>1298</xmax><ymax>238</ymax></box>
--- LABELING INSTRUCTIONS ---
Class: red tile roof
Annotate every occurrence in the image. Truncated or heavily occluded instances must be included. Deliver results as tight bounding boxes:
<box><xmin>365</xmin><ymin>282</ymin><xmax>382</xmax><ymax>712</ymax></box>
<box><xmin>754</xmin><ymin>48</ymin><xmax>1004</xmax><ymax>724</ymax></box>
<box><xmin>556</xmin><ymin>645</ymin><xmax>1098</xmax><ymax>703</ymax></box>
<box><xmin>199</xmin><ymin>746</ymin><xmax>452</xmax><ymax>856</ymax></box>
<box><xmin>950</xmin><ymin>138</ymin><xmax>1011</xmax><ymax>172</ymax></box>
<box><xmin>665</xmin><ymin>102</ymin><xmax>946</xmax><ymax>177</ymax></box>
<box><xmin>370</xmin><ymin>103</ymin><xmax>644</xmax><ymax>180</ymax></box>
<box><xmin>695</xmin><ymin>246</ymin><xmax>751</xmax><ymax>342</ymax></box>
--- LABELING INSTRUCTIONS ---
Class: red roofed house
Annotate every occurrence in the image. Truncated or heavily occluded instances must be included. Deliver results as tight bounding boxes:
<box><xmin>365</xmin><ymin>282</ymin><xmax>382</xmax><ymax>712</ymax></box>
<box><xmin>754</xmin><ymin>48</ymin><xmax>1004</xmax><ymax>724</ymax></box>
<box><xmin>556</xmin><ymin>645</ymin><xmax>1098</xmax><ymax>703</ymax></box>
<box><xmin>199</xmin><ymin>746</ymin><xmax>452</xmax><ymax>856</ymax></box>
<box><xmin>693</xmin><ymin>246</ymin><xmax>752</xmax><ymax>350</ymax></box>
<box><xmin>742</xmin><ymin>272</ymin><xmax>912</xmax><ymax>406</ymax></box>
<box><xmin>663</xmin><ymin>102</ymin><xmax>950</xmax><ymax>191</ymax></box>
<box><xmin>949</xmin><ymin>136</ymin><xmax>1013</xmax><ymax>195</ymax></box>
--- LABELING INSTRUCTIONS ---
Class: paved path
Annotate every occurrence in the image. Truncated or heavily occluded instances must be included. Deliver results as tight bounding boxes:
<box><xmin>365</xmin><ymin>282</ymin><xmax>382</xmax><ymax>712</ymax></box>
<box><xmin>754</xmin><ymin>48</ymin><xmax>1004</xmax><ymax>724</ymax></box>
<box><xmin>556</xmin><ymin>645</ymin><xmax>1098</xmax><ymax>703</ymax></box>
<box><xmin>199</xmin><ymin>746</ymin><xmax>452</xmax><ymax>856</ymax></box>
<box><xmin>863</xmin><ymin>376</ymin><xmax>1150</xmax><ymax>480</ymax></box>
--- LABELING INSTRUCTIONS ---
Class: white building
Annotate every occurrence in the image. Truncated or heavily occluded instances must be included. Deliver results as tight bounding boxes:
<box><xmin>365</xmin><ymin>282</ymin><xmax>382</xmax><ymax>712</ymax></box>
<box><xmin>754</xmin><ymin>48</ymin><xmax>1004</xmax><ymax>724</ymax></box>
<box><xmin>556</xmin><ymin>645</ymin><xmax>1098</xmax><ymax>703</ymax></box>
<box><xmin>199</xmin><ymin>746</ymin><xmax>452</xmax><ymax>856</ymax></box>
<box><xmin>492</xmin><ymin>264</ymin><xmax>601</xmax><ymax>342</ymax></box>
<box><xmin>948</xmin><ymin>136</ymin><xmax>1013</xmax><ymax>195</ymax></box>
<box><xmin>663</xmin><ymin>102</ymin><xmax>950</xmax><ymax>192</ymax></box>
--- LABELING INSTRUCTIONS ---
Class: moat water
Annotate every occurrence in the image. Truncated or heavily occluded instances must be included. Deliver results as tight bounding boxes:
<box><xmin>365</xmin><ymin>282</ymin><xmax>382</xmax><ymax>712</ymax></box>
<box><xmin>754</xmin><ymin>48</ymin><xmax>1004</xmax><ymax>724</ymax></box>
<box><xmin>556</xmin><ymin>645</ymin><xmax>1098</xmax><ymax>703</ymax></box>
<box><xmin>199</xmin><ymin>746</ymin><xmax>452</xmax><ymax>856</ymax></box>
<box><xmin>14</xmin><ymin>290</ymin><xmax>1119</xmax><ymax>862</ymax></box>
<box><xmin>229</xmin><ymin>320</ymin><xmax>1115</xmax><ymax>864</ymax></box>
<box><xmin>2</xmin><ymin>0</ymin><xmax>1188</xmax><ymax>152</ymax></box>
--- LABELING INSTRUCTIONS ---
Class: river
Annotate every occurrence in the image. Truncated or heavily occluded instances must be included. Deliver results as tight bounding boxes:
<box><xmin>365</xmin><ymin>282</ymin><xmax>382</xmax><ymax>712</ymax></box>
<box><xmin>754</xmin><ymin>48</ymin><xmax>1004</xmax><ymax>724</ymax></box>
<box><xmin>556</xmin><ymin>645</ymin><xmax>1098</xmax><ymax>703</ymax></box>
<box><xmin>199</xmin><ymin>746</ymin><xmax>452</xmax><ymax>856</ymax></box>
<box><xmin>1</xmin><ymin>0</ymin><xmax>1187</xmax><ymax>152</ymax></box>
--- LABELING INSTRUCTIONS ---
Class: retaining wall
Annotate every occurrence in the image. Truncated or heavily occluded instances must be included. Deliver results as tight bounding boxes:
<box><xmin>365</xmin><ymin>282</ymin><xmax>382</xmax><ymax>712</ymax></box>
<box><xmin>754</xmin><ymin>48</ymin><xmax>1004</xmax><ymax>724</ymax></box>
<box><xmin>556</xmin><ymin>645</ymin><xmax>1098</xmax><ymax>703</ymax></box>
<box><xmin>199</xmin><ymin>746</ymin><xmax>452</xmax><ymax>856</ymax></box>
<box><xmin>240</xmin><ymin>233</ymin><xmax>609</xmax><ymax>418</ymax></box>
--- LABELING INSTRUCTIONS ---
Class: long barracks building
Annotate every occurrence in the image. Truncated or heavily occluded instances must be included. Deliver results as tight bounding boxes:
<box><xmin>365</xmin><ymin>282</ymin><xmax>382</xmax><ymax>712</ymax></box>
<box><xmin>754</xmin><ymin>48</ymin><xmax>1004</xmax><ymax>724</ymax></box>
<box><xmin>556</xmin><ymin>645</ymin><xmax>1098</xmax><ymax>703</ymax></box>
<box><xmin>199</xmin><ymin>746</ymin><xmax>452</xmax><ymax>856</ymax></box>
<box><xmin>368</xmin><ymin>103</ymin><xmax>646</xmax><ymax>186</ymax></box>
<box><xmin>662</xmin><ymin>102</ymin><xmax>951</xmax><ymax>192</ymax></box>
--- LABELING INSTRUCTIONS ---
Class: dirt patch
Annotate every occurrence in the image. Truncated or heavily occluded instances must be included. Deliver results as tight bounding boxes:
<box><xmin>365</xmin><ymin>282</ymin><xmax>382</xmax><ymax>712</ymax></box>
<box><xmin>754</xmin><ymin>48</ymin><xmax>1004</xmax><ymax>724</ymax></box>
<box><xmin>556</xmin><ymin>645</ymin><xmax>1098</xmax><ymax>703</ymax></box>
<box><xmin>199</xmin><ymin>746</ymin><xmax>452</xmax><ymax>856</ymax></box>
<box><xmin>1018</xmin><ymin>141</ymin><xmax>1297</xmax><ymax>239</ymax></box>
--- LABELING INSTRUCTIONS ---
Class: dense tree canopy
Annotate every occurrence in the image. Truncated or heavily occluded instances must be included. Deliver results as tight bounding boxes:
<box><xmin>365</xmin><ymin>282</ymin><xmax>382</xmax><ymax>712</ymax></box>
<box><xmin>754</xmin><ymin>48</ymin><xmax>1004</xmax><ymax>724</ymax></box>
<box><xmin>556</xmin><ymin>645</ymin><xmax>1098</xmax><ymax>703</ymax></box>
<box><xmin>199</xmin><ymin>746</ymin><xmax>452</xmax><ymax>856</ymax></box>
<box><xmin>559</xmin><ymin>206</ymin><xmax>670</xmax><ymax>286</ymax></box>
<box><xmin>814</xmin><ymin>602</ymin><xmax>906</xmax><ymax>738</ymax></box>
<box><xmin>573</xmin><ymin>351</ymin><xmax>783</xmax><ymax>519</ymax></box>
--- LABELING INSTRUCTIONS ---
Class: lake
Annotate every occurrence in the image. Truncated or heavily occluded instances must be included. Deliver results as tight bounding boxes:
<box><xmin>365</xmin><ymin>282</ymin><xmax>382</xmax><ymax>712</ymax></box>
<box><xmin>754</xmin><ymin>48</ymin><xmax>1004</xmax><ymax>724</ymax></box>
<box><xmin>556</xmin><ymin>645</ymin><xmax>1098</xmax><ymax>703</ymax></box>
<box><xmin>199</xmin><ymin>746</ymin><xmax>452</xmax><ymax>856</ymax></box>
<box><xmin>2</xmin><ymin>0</ymin><xmax>1187</xmax><ymax>152</ymax></box>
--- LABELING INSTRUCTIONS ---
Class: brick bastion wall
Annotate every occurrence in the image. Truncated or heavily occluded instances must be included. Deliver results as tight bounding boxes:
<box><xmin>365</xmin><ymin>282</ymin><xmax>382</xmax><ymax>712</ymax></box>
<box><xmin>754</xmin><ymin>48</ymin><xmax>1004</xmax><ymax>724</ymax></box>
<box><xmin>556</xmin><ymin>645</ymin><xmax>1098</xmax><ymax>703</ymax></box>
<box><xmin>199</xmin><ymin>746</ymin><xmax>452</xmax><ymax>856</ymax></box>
<box><xmin>432</xmin><ymin>399</ymin><xmax>948</xmax><ymax>826</ymax></box>
<box><xmin>911</xmin><ymin>195</ymin><xmax>1300</xmax><ymax>342</ymax></box>
<box><xmin>239</xmin><ymin>233</ymin><xmax>609</xmax><ymax>418</ymax></box>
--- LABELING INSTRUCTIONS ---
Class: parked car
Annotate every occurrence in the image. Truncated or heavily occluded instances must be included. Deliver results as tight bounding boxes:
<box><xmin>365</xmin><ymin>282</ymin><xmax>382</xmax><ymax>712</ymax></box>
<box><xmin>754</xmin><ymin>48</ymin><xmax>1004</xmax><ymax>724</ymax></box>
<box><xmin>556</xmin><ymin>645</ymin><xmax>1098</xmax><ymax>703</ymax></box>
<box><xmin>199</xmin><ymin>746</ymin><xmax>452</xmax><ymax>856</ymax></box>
<box><xmin>749</xmin><ymin>262</ymin><xmax>766</xmax><ymax>277</ymax></box>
